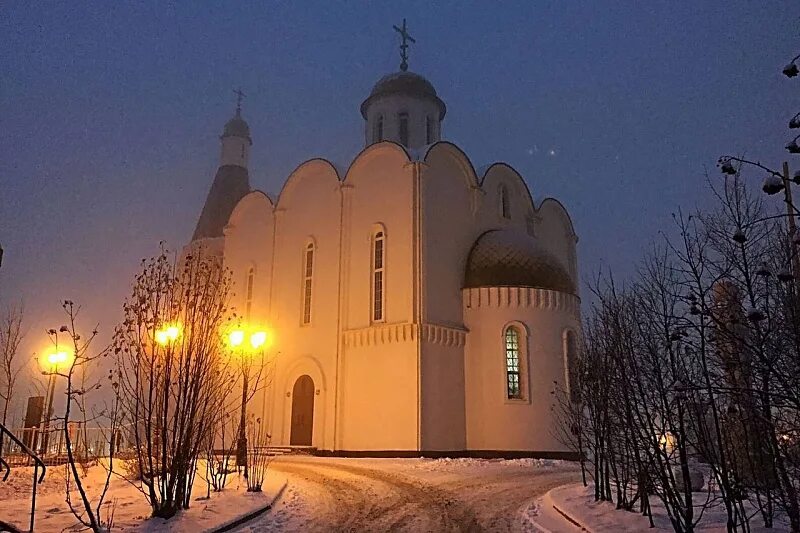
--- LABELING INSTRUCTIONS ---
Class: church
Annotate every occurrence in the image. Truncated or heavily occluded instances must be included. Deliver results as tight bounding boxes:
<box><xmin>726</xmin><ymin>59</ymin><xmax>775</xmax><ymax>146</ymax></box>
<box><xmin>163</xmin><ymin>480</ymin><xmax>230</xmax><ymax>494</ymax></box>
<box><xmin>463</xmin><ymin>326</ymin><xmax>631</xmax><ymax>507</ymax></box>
<box><xmin>189</xmin><ymin>27</ymin><xmax>580</xmax><ymax>457</ymax></box>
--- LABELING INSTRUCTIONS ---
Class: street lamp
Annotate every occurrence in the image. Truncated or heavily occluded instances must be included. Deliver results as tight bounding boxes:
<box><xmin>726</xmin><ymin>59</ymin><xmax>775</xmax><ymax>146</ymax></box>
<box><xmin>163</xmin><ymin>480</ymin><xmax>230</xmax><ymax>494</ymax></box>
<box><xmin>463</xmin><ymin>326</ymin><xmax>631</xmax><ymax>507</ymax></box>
<box><xmin>228</xmin><ymin>327</ymin><xmax>270</xmax><ymax>478</ymax></box>
<box><xmin>40</xmin><ymin>347</ymin><xmax>74</xmax><ymax>455</ymax></box>
<box><xmin>155</xmin><ymin>324</ymin><xmax>181</xmax><ymax>346</ymax></box>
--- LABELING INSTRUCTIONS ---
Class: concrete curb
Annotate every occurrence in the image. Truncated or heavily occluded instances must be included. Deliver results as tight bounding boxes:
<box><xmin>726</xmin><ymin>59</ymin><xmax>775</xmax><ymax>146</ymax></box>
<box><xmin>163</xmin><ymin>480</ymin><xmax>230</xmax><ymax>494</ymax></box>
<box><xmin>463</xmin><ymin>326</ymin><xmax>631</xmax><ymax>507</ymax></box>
<box><xmin>210</xmin><ymin>479</ymin><xmax>288</xmax><ymax>533</ymax></box>
<box><xmin>542</xmin><ymin>484</ymin><xmax>593</xmax><ymax>532</ymax></box>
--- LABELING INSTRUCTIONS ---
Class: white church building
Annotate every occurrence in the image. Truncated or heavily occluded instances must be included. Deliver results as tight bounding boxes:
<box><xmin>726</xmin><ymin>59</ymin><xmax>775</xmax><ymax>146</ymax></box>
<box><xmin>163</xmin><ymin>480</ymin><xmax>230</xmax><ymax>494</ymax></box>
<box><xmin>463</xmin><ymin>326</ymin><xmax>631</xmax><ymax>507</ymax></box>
<box><xmin>189</xmin><ymin>39</ymin><xmax>580</xmax><ymax>457</ymax></box>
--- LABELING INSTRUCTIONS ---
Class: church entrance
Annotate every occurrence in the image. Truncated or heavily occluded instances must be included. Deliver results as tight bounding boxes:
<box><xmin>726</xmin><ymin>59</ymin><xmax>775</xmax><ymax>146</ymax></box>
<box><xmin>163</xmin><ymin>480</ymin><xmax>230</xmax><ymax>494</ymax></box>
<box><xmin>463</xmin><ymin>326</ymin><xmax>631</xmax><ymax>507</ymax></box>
<box><xmin>290</xmin><ymin>375</ymin><xmax>314</xmax><ymax>446</ymax></box>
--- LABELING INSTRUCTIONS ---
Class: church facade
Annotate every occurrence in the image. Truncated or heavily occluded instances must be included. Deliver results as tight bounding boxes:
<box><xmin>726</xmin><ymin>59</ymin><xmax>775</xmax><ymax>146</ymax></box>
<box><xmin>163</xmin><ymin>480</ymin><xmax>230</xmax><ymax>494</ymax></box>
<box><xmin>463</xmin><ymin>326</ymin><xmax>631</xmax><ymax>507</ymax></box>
<box><xmin>190</xmin><ymin>60</ymin><xmax>580</xmax><ymax>457</ymax></box>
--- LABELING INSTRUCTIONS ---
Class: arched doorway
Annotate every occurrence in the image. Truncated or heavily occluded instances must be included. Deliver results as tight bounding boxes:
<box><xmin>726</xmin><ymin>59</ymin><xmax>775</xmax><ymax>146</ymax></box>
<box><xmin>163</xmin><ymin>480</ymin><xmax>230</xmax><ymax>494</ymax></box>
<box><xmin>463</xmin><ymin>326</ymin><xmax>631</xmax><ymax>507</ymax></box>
<box><xmin>290</xmin><ymin>375</ymin><xmax>314</xmax><ymax>446</ymax></box>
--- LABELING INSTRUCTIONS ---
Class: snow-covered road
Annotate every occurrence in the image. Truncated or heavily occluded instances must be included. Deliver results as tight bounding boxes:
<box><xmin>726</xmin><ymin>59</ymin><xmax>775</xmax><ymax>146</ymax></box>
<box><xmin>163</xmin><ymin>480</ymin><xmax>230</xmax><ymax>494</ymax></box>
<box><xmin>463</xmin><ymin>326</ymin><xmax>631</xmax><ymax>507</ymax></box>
<box><xmin>233</xmin><ymin>456</ymin><xmax>580</xmax><ymax>532</ymax></box>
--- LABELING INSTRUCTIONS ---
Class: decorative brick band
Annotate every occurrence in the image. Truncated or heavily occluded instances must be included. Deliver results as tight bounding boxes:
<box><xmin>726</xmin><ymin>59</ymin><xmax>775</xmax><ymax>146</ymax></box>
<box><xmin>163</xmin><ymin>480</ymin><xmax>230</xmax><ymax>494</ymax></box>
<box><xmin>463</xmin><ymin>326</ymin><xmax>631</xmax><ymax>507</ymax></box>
<box><xmin>420</xmin><ymin>323</ymin><xmax>467</xmax><ymax>347</ymax></box>
<box><xmin>462</xmin><ymin>287</ymin><xmax>580</xmax><ymax>317</ymax></box>
<box><xmin>343</xmin><ymin>323</ymin><xmax>418</xmax><ymax>348</ymax></box>
<box><xmin>343</xmin><ymin>322</ymin><xmax>467</xmax><ymax>348</ymax></box>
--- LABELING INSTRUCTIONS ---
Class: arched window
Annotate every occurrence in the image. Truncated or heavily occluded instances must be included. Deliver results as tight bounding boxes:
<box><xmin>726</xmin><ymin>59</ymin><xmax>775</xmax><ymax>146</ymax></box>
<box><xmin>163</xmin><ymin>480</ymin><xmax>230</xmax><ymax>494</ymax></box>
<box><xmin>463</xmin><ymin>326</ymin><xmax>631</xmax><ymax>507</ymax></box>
<box><xmin>372</xmin><ymin>230</ymin><xmax>386</xmax><ymax>322</ymax></box>
<box><xmin>426</xmin><ymin>116</ymin><xmax>433</xmax><ymax>144</ymax></box>
<box><xmin>302</xmin><ymin>243</ymin><xmax>314</xmax><ymax>325</ymax></box>
<box><xmin>505</xmin><ymin>326</ymin><xmax>522</xmax><ymax>399</ymax></box>
<box><xmin>398</xmin><ymin>112</ymin><xmax>409</xmax><ymax>147</ymax></box>
<box><xmin>374</xmin><ymin>115</ymin><xmax>384</xmax><ymax>142</ymax></box>
<box><xmin>245</xmin><ymin>267</ymin><xmax>255</xmax><ymax>319</ymax></box>
<box><xmin>500</xmin><ymin>184</ymin><xmax>511</xmax><ymax>219</ymax></box>
<box><xmin>564</xmin><ymin>330</ymin><xmax>579</xmax><ymax>402</ymax></box>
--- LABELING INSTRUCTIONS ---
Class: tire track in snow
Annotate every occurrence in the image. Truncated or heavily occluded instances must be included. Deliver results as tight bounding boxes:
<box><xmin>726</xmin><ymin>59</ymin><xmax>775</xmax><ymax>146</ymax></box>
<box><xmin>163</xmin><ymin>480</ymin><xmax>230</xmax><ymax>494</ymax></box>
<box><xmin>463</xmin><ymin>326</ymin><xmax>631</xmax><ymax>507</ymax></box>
<box><xmin>268</xmin><ymin>458</ymin><xmax>480</xmax><ymax>532</ymax></box>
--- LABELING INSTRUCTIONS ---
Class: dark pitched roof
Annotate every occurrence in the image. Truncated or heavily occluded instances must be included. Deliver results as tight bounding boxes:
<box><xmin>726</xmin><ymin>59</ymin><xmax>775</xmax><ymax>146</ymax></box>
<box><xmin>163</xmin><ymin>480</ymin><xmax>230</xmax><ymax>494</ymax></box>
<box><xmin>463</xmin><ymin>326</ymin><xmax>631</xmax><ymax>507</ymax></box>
<box><xmin>192</xmin><ymin>165</ymin><xmax>250</xmax><ymax>241</ymax></box>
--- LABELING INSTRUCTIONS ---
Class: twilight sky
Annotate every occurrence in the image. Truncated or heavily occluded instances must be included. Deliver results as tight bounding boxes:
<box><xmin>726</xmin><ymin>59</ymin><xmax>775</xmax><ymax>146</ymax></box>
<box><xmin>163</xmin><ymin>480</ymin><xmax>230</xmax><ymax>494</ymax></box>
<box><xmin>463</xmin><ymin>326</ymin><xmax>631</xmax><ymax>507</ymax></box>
<box><xmin>0</xmin><ymin>1</ymin><xmax>797</xmax><ymax>362</ymax></box>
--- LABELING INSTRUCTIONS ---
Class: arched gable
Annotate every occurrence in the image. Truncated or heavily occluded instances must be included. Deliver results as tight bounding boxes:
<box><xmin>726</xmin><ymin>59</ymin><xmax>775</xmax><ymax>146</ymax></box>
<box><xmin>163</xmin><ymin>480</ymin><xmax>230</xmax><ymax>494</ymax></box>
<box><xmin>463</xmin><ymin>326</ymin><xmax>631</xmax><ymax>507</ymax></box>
<box><xmin>342</xmin><ymin>140</ymin><xmax>411</xmax><ymax>186</ymax></box>
<box><xmin>227</xmin><ymin>190</ymin><xmax>274</xmax><ymax>230</ymax></box>
<box><xmin>275</xmin><ymin>158</ymin><xmax>341</xmax><ymax>209</ymax></box>
<box><xmin>480</xmin><ymin>163</ymin><xmax>536</xmax><ymax>216</ymax></box>
<box><xmin>536</xmin><ymin>198</ymin><xmax>578</xmax><ymax>242</ymax></box>
<box><xmin>422</xmin><ymin>141</ymin><xmax>480</xmax><ymax>190</ymax></box>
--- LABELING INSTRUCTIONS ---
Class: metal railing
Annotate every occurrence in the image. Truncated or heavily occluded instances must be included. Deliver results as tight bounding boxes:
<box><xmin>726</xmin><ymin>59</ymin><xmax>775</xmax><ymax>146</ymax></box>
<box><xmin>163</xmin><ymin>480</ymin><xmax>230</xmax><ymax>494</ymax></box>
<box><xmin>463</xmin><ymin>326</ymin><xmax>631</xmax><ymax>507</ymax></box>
<box><xmin>0</xmin><ymin>422</ymin><xmax>46</xmax><ymax>533</ymax></box>
<box><xmin>2</xmin><ymin>424</ymin><xmax>132</xmax><ymax>466</ymax></box>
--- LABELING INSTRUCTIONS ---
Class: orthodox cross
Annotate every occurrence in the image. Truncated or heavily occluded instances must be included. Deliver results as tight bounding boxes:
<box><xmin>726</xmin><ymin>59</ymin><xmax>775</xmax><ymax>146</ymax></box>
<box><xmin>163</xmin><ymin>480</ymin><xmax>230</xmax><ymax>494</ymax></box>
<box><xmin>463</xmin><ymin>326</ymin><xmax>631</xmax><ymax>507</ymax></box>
<box><xmin>393</xmin><ymin>18</ymin><xmax>415</xmax><ymax>72</ymax></box>
<box><xmin>234</xmin><ymin>87</ymin><xmax>246</xmax><ymax>115</ymax></box>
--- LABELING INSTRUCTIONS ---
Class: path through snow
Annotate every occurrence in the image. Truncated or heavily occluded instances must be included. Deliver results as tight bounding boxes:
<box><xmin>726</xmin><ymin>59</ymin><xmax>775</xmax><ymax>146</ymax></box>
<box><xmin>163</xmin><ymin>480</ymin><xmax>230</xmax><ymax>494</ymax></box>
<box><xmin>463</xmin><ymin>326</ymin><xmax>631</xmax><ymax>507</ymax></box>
<box><xmin>233</xmin><ymin>456</ymin><xmax>580</xmax><ymax>532</ymax></box>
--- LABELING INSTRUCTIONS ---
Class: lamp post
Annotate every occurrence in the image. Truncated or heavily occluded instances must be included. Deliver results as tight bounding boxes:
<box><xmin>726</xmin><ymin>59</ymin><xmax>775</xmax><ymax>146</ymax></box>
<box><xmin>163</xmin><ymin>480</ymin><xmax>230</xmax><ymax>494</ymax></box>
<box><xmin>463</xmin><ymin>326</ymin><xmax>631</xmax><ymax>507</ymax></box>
<box><xmin>39</xmin><ymin>348</ymin><xmax>74</xmax><ymax>456</ymax></box>
<box><xmin>228</xmin><ymin>329</ymin><xmax>268</xmax><ymax>479</ymax></box>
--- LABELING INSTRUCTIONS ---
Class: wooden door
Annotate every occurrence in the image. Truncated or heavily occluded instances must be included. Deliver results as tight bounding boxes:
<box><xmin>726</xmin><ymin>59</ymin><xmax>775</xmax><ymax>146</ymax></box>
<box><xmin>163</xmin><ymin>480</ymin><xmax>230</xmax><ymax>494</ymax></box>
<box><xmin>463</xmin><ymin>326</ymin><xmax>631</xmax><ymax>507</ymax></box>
<box><xmin>290</xmin><ymin>375</ymin><xmax>314</xmax><ymax>446</ymax></box>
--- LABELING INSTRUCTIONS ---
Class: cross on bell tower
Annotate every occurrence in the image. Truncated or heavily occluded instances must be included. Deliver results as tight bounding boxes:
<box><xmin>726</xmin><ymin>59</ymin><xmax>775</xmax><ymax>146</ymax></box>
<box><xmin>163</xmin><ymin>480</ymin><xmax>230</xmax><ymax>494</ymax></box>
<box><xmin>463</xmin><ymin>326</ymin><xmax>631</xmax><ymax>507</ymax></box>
<box><xmin>233</xmin><ymin>87</ymin><xmax>246</xmax><ymax>116</ymax></box>
<box><xmin>393</xmin><ymin>18</ymin><xmax>415</xmax><ymax>72</ymax></box>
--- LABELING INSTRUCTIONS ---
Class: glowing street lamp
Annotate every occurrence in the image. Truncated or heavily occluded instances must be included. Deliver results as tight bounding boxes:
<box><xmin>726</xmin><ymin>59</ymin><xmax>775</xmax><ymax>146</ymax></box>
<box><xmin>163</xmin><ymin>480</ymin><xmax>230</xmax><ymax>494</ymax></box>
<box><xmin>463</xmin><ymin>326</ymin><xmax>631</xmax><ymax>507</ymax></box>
<box><xmin>155</xmin><ymin>324</ymin><xmax>181</xmax><ymax>346</ymax></box>
<box><xmin>249</xmin><ymin>331</ymin><xmax>267</xmax><ymax>350</ymax></box>
<box><xmin>228</xmin><ymin>327</ymin><xmax>270</xmax><ymax>477</ymax></box>
<box><xmin>228</xmin><ymin>329</ymin><xmax>245</xmax><ymax>348</ymax></box>
<box><xmin>40</xmin><ymin>347</ymin><xmax>74</xmax><ymax>455</ymax></box>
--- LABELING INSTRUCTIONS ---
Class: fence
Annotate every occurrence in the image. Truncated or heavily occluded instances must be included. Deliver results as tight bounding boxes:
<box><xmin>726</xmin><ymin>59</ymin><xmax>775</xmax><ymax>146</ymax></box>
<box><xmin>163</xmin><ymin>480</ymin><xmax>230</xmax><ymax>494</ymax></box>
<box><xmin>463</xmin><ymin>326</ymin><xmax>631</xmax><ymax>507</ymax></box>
<box><xmin>1</xmin><ymin>423</ymin><xmax>133</xmax><ymax>466</ymax></box>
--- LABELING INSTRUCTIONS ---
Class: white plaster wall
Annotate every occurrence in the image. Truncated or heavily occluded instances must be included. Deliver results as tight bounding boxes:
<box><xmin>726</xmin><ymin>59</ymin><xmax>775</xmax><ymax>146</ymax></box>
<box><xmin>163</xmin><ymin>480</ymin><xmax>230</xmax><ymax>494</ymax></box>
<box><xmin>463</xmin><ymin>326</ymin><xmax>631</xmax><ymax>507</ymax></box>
<box><xmin>419</xmin><ymin>337</ymin><xmax>466</xmax><ymax>451</ymax></box>
<box><xmin>222</xmin><ymin>192</ymin><xmax>276</xmax><ymax>434</ymax></box>
<box><xmin>463</xmin><ymin>286</ymin><xmax>580</xmax><ymax>452</ymax></box>
<box><xmin>338</xmin><ymin>144</ymin><xmax>420</xmax><ymax>451</ymax></box>
<box><xmin>268</xmin><ymin>159</ymin><xmax>342</xmax><ymax>451</ymax></box>
<box><xmin>364</xmin><ymin>95</ymin><xmax>441</xmax><ymax>149</ymax></box>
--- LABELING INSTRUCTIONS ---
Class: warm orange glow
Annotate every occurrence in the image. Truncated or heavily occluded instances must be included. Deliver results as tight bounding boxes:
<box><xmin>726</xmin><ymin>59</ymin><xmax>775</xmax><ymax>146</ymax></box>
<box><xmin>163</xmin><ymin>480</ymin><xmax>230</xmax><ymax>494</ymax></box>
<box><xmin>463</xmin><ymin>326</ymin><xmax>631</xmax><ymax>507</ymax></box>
<box><xmin>228</xmin><ymin>329</ymin><xmax>245</xmax><ymax>348</ymax></box>
<box><xmin>155</xmin><ymin>324</ymin><xmax>181</xmax><ymax>346</ymax></box>
<box><xmin>659</xmin><ymin>432</ymin><xmax>675</xmax><ymax>450</ymax></box>
<box><xmin>250</xmin><ymin>331</ymin><xmax>268</xmax><ymax>349</ymax></box>
<box><xmin>42</xmin><ymin>348</ymin><xmax>74</xmax><ymax>372</ymax></box>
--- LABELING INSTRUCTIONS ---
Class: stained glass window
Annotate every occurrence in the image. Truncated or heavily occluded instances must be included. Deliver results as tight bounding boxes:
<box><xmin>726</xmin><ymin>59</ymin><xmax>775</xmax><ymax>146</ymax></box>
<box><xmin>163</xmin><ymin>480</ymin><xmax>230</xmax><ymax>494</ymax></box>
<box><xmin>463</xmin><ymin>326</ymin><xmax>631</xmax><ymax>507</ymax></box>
<box><xmin>505</xmin><ymin>327</ymin><xmax>522</xmax><ymax>399</ymax></box>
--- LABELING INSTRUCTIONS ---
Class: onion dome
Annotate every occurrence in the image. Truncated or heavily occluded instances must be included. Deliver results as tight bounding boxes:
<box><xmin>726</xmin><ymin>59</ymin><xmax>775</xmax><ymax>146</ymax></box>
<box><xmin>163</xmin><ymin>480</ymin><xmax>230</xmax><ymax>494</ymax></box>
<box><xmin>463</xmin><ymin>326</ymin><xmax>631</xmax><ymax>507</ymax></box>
<box><xmin>465</xmin><ymin>230</ymin><xmax>575</xmax><ymax>293</ymax></box>
<box><xmin>360</xmin><ymin>71</ymin><xmax>446</xmax><ymax>120</ymax></box>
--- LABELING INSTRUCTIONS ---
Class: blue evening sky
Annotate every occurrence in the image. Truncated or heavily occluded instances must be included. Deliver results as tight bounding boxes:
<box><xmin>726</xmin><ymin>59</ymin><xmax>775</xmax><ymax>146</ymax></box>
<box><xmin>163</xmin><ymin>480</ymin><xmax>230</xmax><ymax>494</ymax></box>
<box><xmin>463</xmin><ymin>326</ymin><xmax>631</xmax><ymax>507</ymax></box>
<box><xmin>1</xmin><ymin>1</ymin><xmax>797</xmax><ymax>359</ymax></box>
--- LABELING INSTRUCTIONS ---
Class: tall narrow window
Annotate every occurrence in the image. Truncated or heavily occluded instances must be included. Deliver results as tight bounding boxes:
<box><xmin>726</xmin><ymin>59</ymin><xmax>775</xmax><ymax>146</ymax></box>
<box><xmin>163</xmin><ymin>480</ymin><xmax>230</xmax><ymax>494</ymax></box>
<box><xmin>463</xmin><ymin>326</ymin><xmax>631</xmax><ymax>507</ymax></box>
<box><xmin>374</xmin><ymin>115</ymin><xmax>384</xmax><ymax>142</ymax></box>
<box><xmin>426</xmin><ymin>116</ymin><xmax>433</xmax><ymax>144</ymax></box>
<box><xmin>398</xmin><ymin>112</ymin><xmax>409</xmax><ymax>147</ymax></box>
<box><xmin>372</xmin><ymin>231</ymin><xmax>385</xmax><ymax>322</ymax></box>
<box><xmin>500</xmin><ymin>184</ymin><xmax>511</xmax><ymax>219</ymax></box>
<box><xmin>245</xmin><ymin>267</ymin><xmax>255</xmax><ymax>319</ymax></box>
<box><xmin>505</xmin><ymin>327</ymin><xmax>522</xmax><ymax>399</ymax></box>
<box><xmin>302</xmin><ymin>243</ymin><xmax>314</xmax><ymax>325</ymax></box>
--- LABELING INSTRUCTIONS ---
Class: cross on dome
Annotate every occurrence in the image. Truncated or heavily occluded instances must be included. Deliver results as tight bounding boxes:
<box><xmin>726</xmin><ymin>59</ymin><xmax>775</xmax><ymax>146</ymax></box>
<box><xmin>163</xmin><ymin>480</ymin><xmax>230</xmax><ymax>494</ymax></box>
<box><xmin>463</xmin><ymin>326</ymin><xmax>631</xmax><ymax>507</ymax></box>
<box><xmin>393</xmin><ymin>18</ymin><xmax>415</xmax><ymax>72</ymax></box>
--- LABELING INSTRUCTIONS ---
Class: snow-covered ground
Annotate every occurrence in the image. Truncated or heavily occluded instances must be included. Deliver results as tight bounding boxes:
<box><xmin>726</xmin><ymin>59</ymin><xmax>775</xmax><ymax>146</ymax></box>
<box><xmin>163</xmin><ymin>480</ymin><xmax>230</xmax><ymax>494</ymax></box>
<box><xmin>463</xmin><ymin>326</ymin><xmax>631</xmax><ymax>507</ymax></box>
<box><xmin>230</xmin><ymin>456</ymin><xmax>580</xmax><ymax>532</ymax></box>
<box><xmin>541</xmin><ymin>482</ymin><xmax>792</xmax><ymax>532</ymax></box>
<box><xmin>0</xmin><ymin>461</ymin><xmax>285</xmax><ymax>532</ymax></box>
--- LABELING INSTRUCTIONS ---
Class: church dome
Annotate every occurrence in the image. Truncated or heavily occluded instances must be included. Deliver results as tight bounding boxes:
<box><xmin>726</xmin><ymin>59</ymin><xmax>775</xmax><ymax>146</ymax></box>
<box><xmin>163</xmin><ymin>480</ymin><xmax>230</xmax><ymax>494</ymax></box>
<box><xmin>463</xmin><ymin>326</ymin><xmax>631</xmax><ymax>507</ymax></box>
<box><xmin>465</xmin><ymin>230</ymin><xmax>575</xmax><ymax>293</ymax></box>
<box><xmin>360</xmin><ymin>71</ymin><xmax>446</xmax><ymax>119</ymax></box>
<box><xmin>222</xmin><ymin>113</ymin><xmax>250</xmax><ymax>139</ymax></box>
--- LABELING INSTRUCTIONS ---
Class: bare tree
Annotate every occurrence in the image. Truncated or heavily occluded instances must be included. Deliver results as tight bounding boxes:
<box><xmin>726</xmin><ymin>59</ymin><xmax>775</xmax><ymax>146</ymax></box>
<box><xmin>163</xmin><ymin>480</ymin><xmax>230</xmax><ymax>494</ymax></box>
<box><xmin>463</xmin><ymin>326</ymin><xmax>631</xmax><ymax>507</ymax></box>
<box><xmin>0</xmin><ymin>302</ymin><xmax>25</xmax><ymax>428</ymax></box>
<box><xmin>45</xmin><ymin>301</ymin><xmax>117</xmax><ymax>532</ymax></box>
<box><xmin>113</xmin><ymin>245</ymin><xmax>237</xmax><ymax>519</ymax></box>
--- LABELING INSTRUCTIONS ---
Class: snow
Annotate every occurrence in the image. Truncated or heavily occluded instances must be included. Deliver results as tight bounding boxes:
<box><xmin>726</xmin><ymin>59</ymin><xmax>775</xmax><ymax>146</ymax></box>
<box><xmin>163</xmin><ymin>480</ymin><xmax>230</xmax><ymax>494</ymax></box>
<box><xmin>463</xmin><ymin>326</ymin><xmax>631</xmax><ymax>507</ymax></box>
<box><xmin>229</xmin><ymin>456</ymin><xmax>578</xmax><ymax>532</ymax></box>
<box><xmin>534</xmin><ymin>482</ymin><xmax>792</xmax><ymax>532</ymax></box>
<box><xmin>0</xmin><ymin>461</ymin><xmax>286</xmax><ymax>532</ymax></box>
